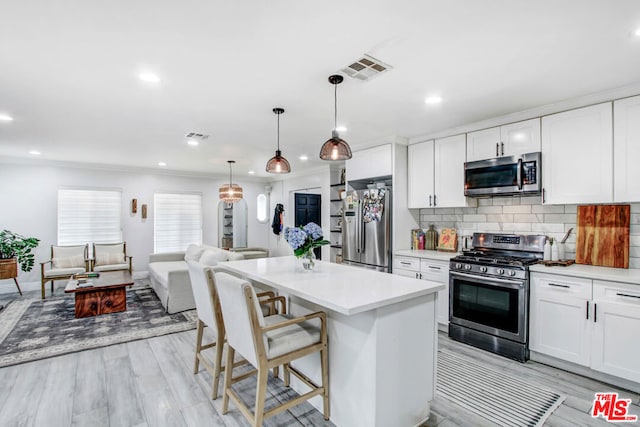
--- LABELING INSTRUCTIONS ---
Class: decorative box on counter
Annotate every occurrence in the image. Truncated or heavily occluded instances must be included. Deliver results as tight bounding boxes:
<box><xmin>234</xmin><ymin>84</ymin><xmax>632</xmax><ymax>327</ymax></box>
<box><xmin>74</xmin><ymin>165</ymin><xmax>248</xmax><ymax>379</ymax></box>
<box><xmin>411</xmin><ymin>226</ymin><xmax>438</xmax><ymax>250</ymax></box>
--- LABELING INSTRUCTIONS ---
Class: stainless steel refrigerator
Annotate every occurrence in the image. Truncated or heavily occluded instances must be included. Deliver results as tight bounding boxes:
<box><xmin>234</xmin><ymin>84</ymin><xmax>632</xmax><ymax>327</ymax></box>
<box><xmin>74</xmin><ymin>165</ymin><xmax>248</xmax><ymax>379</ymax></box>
<box><xmin>342</xmin><ymin>187</ymin><xmax>391</xmax><ymax>272</ymax></box>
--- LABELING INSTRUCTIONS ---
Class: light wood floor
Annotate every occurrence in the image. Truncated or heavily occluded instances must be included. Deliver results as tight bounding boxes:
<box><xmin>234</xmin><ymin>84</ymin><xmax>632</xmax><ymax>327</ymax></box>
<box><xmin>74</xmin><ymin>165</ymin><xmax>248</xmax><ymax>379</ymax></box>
<box><xmin>0</xmin><ymin>289</ymin><xmax>639</xmax><ymax>426</ymax></box>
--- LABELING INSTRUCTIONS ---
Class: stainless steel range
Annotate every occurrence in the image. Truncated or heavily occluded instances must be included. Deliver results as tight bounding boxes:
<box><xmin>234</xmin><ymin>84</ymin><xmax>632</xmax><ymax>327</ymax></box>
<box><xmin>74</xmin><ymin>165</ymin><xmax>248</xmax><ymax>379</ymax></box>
<box><xmin>448</xmin><ymin>232</ymin><xmax>546</xmax><ymax>362</ymax></box>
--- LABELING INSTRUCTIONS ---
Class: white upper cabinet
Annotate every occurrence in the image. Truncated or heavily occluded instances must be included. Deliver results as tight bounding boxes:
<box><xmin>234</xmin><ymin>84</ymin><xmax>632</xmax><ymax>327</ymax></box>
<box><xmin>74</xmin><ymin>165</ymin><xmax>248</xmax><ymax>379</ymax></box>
<box><xmin>614</xmin><ymin>95</ymin><xmax>640</xmax><ymax>202</ymax></box>
<box><xmin>408</xmin><ymin>135</ymin><xmax>470</xmax><ymax>208</ymax></box>
<box><xmin>541</xmin><ymin>102</ymin><xmax>613</xmax><ymax>205</ymax></box>
<box><xmin>407</xmin><ymin>141</ymin><xmax>434</xmax><ymax>209</ymax></box>
<box><xmin>346</xmin><ymin>144</ymin><xmax>392</xmax><ymax>182</ymax></box>
<box><xmin>466</xmin><ymin>118</ymin><xmax>541</xmax><ymax>162</ymax></box>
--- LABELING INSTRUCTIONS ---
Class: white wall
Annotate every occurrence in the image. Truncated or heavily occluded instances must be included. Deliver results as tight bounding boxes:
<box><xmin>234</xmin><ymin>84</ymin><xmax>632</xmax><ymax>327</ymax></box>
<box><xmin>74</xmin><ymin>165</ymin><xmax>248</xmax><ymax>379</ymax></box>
<box><xmin>268</xmin><ymin>166</ymin><xmax>332</xmax><ymax>260</ymax></box>
<box><xmin>0</xmin><ymin>161</ymin><xmax>269</xmax><ymax>292</ymax></box>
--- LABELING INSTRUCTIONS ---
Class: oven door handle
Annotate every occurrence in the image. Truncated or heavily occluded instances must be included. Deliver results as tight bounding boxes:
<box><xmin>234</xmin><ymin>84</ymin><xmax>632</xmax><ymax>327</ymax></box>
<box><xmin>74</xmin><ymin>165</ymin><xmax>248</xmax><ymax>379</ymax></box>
<box><xmin>450</xmin><ymin>271</ymin><xmax>524</xmax><ymax>286</ymax></box>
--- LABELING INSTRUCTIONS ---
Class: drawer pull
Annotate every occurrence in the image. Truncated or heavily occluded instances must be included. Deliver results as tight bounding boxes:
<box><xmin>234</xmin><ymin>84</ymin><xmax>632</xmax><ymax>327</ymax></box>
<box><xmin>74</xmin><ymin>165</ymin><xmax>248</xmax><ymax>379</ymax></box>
<box><xmin>594</xmin><ymin>303</ymin><xmax>597</xmax><ymax>323</ymax></box>
<box><xmin>586</xmin><ymin>301</ymin><xmax>589</xmax><ymax>320</ymax></box>
<box><xmin>427</xmin><ymin>266</ymin><xmax>441</xmax><ymax>270</ymax></box>
<box><xmin>547</xmin><ymin>283</ymin><xmax>570</xmax><ymax>289</ymax></box>
<box><xmin>400</xmin><ymin>261</ymin><xmax>412</xmax><ymax>266</ymax></box>
<box><xmin>616</xmin><ymin>292</ymin><xmax>640</xmax><ymax>300</ymax></box>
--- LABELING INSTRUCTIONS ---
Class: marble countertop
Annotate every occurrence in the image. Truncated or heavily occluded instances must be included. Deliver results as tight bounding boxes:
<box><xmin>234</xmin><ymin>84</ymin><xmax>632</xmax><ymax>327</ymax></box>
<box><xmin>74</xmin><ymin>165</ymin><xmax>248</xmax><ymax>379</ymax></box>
<box><xmin>394</xmin><ymin>249</ymin><xmax>457</xmax><ymax>262</ymax></box>
<box><xmin>220</xmin><ymin>256</ymin><xmax>444</xmax><ymax>316</ymax></box>
<box><xmin>529</xmin><ymin>263</ymin><xmax>640</xmax><ymax>285</ymax></box>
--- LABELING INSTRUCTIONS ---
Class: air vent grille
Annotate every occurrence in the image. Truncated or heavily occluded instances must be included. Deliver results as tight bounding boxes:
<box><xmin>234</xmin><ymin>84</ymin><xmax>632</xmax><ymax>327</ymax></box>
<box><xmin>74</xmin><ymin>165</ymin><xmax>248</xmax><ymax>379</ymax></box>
<box><xmin>341</xmin><ymin>54</ymin><xmax>392</xmax><ymax>81</ymax></box>
<box><xmin>185</xmin><ymin>132</ymin><xmax>210</xmax><ymax>139</ymax></box>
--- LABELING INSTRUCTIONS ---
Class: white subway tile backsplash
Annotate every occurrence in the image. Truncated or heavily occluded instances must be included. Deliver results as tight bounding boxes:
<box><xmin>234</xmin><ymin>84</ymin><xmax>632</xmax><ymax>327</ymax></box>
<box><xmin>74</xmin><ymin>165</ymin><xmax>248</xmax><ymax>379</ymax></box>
<box><xmin>480</xmin><ymin>222</ymin><xmax>502</xmax><ymax>231</ymax></box>
<box><xmin>435</xmin><ymin>208</ymin><xmax>456</xmax><ymax>214</ymax></box>
<box><xmin>454</xmin><ymin>207</ymin><xmax>477</xmax><ymax>214</ymax></box>
<box><xmin>503</xmin><ymin>205</ymin><xmax>532</xmax><ymax>214</ymax></box>
<box><xmin>477</xmin><ymin>206</ymin><xmax>503</xmax><ymax>214</ymax></box>
<box><xmin>442</xmin><ymin>214</ymin><xmax>464</xmax><ymax>222</ymax></box>
<box><xmin>530</xmin><ymin>223</ymin><xmax>565</xmax><ymax>233</ymax></box>
<box><xmin>564</xmin><ymin>205</ymin><xmax>578</xmax><ymax>214</ymax></box>
<box><xmin>631</xmin><ymin>236</ymin><xmax>640</xmax><ymax>247</ymax></box>
<box><xmin>510</xmin><ymin>223</ymin><xmax>533</xmax><ymax>232</ymax></box>
<box><xmin>544</xmin><ymin>213</ymin><xmax>576</xmax><ymax>223</ymax></box>
<box><xmin>487</xmin><ymin>214</ymin><xmax>514</xmax><ymax>223</ymax></box>
<box><xmin>631</xmin><ymin>214</ymin><xmax>640</xmax><ymax>225</ymax></box>
<box><xmin>520</xmin><ymin>196</ymin><xmax>541</xmax><ymax>205</ymax></box>
<box><xmin>630</xmin><ymin>258</ymin><xmax>640</xmax><ymax>269</ymax></box>
<box><xmin>477</xmin><ymin>198</ymin><xmax>493</xmax><ymax>206</ymax></box>
<box><xmin>630</xmin><ymin>247</ymin><xmax>640</xmax><ymax>258</ymax></box>
<box><xmin>422</xmin><ymin>214</ymin><xmax>442</xmax><ymax>222</ymax></box>
<box><xmin>531</xmin><ymin>205</ymin><xmax>565</xmax><ymax>214</ymax></box>
<box><xmin>463</xmin><ymin>214</ymin><xmax>487</xmax><ymax>222</ymax></box>
<box><xmin>458</xmin><ymin>222</ymin><xmax>478</xmax><ymax>230</ymax></box>
<box><xmin>631</xmin><ymin>204</ymin><xmax>640</xmax><ymax>213</ymax></box>
<box><xmin>513</xmin><ymin>214</ymin><xmax>544</xmax><ymax>223</ymax></box>
<box><xmin>492</xmin><ymin>197</ymin><xmax>520</xmax><ymax>206</ymax></box>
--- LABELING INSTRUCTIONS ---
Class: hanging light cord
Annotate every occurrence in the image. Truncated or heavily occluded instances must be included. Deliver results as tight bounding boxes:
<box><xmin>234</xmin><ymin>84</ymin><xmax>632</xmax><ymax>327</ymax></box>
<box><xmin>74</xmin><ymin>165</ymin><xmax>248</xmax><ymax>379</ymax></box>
<box><xmin>277</xmin><ymin>112</ymin><xmax>280</xmax><ymax>151</ymax></box>
<box><xmin>228</xmin><ymin>162</ymin><xmax>232</xmax><ymax>186</ymax></box>
<box><xmin>334</xmin><ymin>83</ymin><xmax>338</xmax><ymax>131</ymax></box>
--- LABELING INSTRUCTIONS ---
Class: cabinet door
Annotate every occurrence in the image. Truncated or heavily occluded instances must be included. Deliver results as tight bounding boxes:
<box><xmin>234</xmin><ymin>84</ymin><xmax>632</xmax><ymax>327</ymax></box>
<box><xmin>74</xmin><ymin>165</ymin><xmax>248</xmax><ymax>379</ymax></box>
<box><xmin>591</xmin><ymin>282</ymin><xmax>640</xmax><ymax>383</ymax></box>
<box><xmin>407</xmin><ymin>141</ymin><xmax>434</xmax><ymax>208</ymax></box>
<box><xmin>346</xmin><ymin>144</ymin><xmax>392</xmax><ymax>182</ymax></box>
<box><xmin>434</xmin><ymin>134</ymin><xmax>467</xmax><ymax>208</ymax></box>
<box><xmin>529</xmin><ymin>274</ymin><xmax>592</xmax><ymax>366</ymax></box>
<box><xmin>393</xmin><ymin>268</ymin><xmax>420</xmax><ymax>279</ymax></box>
<box><xmin>466</xmin><ymin>127</ymin><xmax>501</xmax><ymax>162</ymax></box>
<box><xmin>501</xmin><ymin>118</ymin><xmax>541</xmax><ymax>157</ymax></box>
<box><xmin>614</xmin><ymin>96</ymin><xmax>640</xmax><ymax>202</ymax></box>
<box><xmin>541</xmin><ymin>103</ymin><xmax>613</xmax><ymax>204</ymax></box>
<box><xmin>420</xmin><ymin>259</ymin><xmax>449</xmax><ymax>326</ymax></box>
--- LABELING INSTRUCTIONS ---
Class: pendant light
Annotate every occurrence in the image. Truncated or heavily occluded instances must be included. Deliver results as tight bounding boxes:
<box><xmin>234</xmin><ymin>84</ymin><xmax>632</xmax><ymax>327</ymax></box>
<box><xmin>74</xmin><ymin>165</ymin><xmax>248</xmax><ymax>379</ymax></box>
<box><xmin>265</xmin><ymin>107</ymin><xmax>291</xmax><ymax>174</ymax></box>
<box><xmin>219</xmin><ymin>160</ymin><xmax>243</xmax><ymax>203</ymax></box>
<box><xmin>319</xmin><ymin>74</ymin><xmax>352</xmax><ymax>161</ymax></box>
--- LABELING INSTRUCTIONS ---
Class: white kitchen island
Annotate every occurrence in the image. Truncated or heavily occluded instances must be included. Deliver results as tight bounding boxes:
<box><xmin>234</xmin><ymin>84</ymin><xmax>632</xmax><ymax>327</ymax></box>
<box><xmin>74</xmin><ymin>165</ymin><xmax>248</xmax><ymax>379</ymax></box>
<box><xmin>220</xmin><ymin>256</ymin><xmax>444</xmax><ymax>427</ymax></box>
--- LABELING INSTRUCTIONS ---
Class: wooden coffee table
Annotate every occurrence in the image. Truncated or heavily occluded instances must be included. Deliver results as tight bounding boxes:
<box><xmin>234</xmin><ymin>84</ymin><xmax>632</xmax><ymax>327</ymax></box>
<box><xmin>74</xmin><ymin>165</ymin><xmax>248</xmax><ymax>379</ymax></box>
<box><xmin>64</xmin><ymin>271</ymin><xmax>134</xmax><ymax>318</ymax></box>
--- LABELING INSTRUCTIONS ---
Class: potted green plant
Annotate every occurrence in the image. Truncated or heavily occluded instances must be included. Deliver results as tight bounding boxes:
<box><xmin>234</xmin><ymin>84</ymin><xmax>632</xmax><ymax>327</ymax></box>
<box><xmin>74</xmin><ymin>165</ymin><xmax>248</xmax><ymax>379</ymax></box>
<box><xmin>0</xmin><ymin>229</ymin><xmax>40</xmax><ymax>280</ymax></box>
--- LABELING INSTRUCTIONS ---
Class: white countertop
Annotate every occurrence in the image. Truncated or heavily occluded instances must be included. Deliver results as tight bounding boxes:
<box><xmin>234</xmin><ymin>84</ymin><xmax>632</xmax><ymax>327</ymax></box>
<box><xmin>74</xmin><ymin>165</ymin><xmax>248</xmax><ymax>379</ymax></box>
<box><xmin>220</xmin><ymin>256</ymin><xmax>444</xmax><ymax>316</ymax></box>
<box><xmin>530</xmin><ymin>263</ymin><xmax>640</xmax><ymax>285</ymax></box>
<box><xmin>394</xmin><ymin>249</ymin><xmax>457</xmax><ymax>262</ymax></box>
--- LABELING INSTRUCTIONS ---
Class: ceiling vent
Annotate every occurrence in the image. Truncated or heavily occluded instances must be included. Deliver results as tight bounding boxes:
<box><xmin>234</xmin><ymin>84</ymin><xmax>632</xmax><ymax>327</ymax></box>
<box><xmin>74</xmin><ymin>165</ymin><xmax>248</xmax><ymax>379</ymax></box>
<box><xmin>185</xmin><ymin>132</ymin><xmax>210</xmax><ymax>139</ymax></box>
<box><xmin>341</xmin><ymin>54</ymin><xmax>392</xmax><ymax>81</ymax></box>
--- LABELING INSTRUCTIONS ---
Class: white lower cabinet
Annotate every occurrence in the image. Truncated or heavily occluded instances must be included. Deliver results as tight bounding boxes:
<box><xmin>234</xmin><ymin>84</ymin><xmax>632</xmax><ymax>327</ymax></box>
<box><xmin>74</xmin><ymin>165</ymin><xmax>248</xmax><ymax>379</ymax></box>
<box><xmin>531</xmin><ymin>272</ymin><xmax>640</xmax><ymax>384</ymax></box>
<box><xmin>591</xmin><ymin>281</ymin><xmax>640</xmax><ymax>383</ymax></box>
<box><xmin>393</xmin><ymin>256</ymin><xmax>449</xmax><ymax>326</ymax></box>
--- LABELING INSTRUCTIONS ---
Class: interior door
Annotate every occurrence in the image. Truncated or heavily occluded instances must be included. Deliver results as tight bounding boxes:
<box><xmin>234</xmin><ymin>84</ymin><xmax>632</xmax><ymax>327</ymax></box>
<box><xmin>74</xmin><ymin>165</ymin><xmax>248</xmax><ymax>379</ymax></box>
<box><xmin>294</xmin><ymin>193</ymin><xmax>322</xmax><ymax>259</ymax></box>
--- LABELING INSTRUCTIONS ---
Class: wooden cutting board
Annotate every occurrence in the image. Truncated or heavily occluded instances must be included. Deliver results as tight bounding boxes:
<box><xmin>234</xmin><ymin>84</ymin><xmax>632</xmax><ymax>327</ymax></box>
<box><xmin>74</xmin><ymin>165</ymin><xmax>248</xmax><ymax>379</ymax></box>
<box><xmin>576</xmin><ymin>205</ymin><xmax>630</xmax><ymax>268</ymax></box>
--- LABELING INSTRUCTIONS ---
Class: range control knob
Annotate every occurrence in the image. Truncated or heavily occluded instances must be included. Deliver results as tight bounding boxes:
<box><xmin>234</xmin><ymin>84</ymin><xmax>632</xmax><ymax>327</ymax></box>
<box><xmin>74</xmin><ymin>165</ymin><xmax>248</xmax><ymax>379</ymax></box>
<box><xmin>455</xmin><ymin>263</ymin><xmax>462</xmax><ymax>270</ymax></box>
<box><xmin>480</xmin><ymin>266</ymin><xmax>488</xmax><ymax>273</ymax></box>
<box><xmin>464</xmin><ymin>264</ymin><xmax>472</xmax><ymax>271</ymax></box>
<box><xmin>496</xmin><ymin>268</ymin><xmax>505</xmax><ymax>275</ymax></box>
<box><xmin>508</xmin><ymin>270</ymin><xmax>516</xmax><ymax>277</ymax></box>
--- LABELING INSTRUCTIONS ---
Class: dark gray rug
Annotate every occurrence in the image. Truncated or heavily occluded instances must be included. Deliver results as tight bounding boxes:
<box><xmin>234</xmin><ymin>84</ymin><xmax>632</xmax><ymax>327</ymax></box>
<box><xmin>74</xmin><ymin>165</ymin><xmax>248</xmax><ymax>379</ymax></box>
<box><xmin>0</xmin><ymin>283</ymin><xmax>196</xmax><ymax>368</ymax></box>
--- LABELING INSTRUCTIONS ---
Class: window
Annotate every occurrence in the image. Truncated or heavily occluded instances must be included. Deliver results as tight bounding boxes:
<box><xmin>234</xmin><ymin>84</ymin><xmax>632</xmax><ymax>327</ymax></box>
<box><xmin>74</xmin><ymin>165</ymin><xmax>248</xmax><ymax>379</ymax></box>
<box><xmin>154</xmin><ymin>192</ymin><xmax>203</xmax><ymax>253</ymax></box>
<box><xmin>257</xmin><ymin>193</ymin><xmax>268</xmax><ymax>223</ymax></box>
<box><xmin>58</xmin><ymin>188</ymin><xmax>122</xmax><ymax>247</ymax></box>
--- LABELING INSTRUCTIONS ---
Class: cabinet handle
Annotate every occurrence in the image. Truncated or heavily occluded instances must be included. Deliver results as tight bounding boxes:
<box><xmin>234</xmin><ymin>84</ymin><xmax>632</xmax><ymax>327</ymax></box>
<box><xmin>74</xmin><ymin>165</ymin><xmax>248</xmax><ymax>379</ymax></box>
<box><xmin>586</xmin><ymin>300</ymin><xmax>589</xmax><ymax>320</ymax></box>
<box><xmin>427</xmin><ymin>266</ymin><xmax>441</xmax><ymax>270</ymax></box>
<box><xmin>496</xmin><ymin>143</ymin><xmax>499</xmax><ymax>157</ymax></box>
<box><xmin>429</xmin><ymin>195</ymin><xmax>432</xmax><ymax>207</ymax></box>
<box><xmin>433</xmin><ymin>194</ymin><xmax>437</xmax><ymax>206</ymax></box>
<box><xmin>616</xmin><ymin>292</ymin><xmax>640</xmax><ymax>300</ymax></box>
<box><xmin>542</xmin><ymin>188</ymin><xmax>546</xmax><ymax>203</ymax></box>
<box><xmin>400</xmin><ymin>261</ymin><xmax>412</xmax><ymax>265</ymax></box>
<box><xmin>594</xmin><ymin>303</ymin><xmax>597</xmax><ymax>323</ymax></box>
<box><xmin>415</xmin><ymin>272</ymin><xmax>419</xmax><ymax>279</ymax></box>
<box><xmin>501</xmin><ymin>142</ymin><xmax>504</xmax><ymax>156</ymax></box>
<box><xmin>419</xmin><ymin>273</ymin><xmax>423</xmax><ymax>279</ymax></box>
<box><xmin>547</xmin><ymin>283</ymin><xmax>570</xmax><ymax>289</ymax></box>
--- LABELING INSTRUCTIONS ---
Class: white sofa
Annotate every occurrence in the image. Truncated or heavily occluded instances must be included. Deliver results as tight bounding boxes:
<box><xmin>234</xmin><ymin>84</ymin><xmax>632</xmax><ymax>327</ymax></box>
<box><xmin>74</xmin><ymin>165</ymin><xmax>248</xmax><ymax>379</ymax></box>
<box><xmin>148</xmin><ymin>244</ymin><xmax>248</xmax><ymax>314</ymax></box>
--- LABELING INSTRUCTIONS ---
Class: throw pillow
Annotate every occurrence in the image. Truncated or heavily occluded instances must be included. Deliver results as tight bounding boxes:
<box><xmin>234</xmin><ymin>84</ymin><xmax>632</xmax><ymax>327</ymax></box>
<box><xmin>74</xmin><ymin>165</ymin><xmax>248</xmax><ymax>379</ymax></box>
<box><xmin>184</xmin><ymin>244</ymin><xmax>206</xmax><ymax>262</ymax></box>
<box><xmin>199</xmin><ymin>249</ymin><xmax>228</xmax><ymax>266</ymax></box>
<box><xmin>52</xmin><ymin>254</ymin><xmax>85</xmax><ymax>269</ymax></box>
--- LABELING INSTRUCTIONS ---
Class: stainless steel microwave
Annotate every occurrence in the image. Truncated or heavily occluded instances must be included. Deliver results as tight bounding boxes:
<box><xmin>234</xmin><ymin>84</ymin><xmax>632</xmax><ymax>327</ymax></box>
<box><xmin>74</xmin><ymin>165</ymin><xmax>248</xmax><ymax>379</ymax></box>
<box><xmin>464</xmin><ymin>152</ymin><xmax>541</xmax><ymax>197</ymax></box>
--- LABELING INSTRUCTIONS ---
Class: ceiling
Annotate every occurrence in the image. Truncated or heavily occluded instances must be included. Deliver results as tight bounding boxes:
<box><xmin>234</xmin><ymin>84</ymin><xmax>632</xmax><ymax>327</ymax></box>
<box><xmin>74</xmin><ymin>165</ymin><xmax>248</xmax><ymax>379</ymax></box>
<box><xmin>1</xmin><ymin>0</ymin><xmax>640</xmax><ymax>178</ymax></box>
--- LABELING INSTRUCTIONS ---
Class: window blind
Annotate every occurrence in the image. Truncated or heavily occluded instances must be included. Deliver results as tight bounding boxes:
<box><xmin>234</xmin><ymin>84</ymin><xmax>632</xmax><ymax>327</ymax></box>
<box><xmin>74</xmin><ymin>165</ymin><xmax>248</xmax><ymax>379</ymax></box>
<box><xmin>154</xmin><ymin>192</ymin><xmax>203</xmax><ymax>253</ymax></box>
<box><xmin>57</xmin><ymin>189</ymin><xmax>123</xmax><ymax>247</ymax></box>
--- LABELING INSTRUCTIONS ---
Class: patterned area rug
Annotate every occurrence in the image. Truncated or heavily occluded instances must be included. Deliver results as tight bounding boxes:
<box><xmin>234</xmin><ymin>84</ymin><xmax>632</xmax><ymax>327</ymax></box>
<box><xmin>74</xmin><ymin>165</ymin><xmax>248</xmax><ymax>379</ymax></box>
<box><xmin>437</xmin><ymin>349</ymin><xmax>566</xmax><ymax>427</ymax></box>
<box><xmin>0</xmin><ymin>283</ymin><xmax>196</xmax><ymax>368</ymax></box>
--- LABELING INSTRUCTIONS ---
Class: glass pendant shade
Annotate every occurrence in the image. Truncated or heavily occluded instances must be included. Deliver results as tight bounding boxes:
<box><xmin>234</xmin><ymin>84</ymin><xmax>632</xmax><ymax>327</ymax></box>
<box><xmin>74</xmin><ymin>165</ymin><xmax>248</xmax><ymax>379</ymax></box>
<box><xmin>266</xmin><ymin>150</ymin><xmax>291</xmax><ymax>173</ymax></box>
<box><xmin>266</xmin><ymin>107</ymin><xmax>291</xmax><ymax>174</ymax></box>
<box><xmin>319</xmin><ymin>130</ymin><xmax>352</xmax><ymax>161</ymax></box>
<box><xmin>320</xmin><ymin>75</ymin><xmax>352</xmax><ymax>161</ymax></box>
<box><xmin>219</xmin><ymin>160</ymin><xmax>243</xmax><ymax>203</ymax></box>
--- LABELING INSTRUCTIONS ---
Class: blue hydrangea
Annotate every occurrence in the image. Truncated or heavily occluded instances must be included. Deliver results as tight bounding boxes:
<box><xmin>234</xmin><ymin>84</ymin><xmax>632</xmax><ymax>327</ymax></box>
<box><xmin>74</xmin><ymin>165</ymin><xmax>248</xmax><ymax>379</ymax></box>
<box><xmin>285</xmin><ymin>227</ymin><xmax>307</xmax><ymax>250</ymax></box>
<box><xmin>303</xmin><ymin>222</ymin><xmax>323</xmax><ymax>241</ymax></box>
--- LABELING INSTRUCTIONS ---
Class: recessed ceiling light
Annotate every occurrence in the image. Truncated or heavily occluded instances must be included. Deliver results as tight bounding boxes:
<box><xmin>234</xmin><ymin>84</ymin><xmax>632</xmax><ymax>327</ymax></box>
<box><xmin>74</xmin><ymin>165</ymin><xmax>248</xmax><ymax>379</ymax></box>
<box><xmin>0</xmin><ymin>114</ymin><xmax>14</xmax><ymax>122</ymax></box>
<box><xmin>158</xmin><ymin>161</ymin><xmax>167</xmax><ymax>167</ymax></box>
<box><xmin>299</xmin><ymin>155</ymin><xmax>309</xmax><ymax>161</ymax></box>
<box><xmin>187</xmin><ymin>140</ymin><xmax>199</xmax><ymax>146</ymax></box>
<box><xmin>335</xmin><ymin>126</ymin><xmax>347</xmax><ymax>132</ymax></box>
<box><xmin>425</xmin><ymin>95</ymin><xmax>443</xmax><ymax>105</ymax></box>
<box><xmin>635</xmin><ymin>27</ymin><xmax>640</xmax><ymax>36</ymax></box>
<box><xmin>139</xmin><ymin>73</ymin><xmax>161</xmax><ymax>83</ymax></box>
<box><xmin>248</xmin><ymin>170</ymin><xmax>255</xmax><ymax>175</ymax></box>
<box><xmin>29</xmin><ymin>150</ymin><xmax>41</xmax><ymax>155</ymax></box>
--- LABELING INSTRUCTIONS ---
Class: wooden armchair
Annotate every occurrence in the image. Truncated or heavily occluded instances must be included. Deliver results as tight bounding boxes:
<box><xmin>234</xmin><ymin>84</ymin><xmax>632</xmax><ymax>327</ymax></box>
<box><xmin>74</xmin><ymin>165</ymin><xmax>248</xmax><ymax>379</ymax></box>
<box><xmin>40</xmin><ymin>244</ymin><xmax>89</xmax><ymax>299</ymax></box>
<box><xmin>214</xmin><ymin>271</ymin><xmax>329</xmax><ymax>426</ymax></box>
<box><xmin>92</xmin><ymin>242</ymin><xmax>132</xmax><ymax>274</ymax></box>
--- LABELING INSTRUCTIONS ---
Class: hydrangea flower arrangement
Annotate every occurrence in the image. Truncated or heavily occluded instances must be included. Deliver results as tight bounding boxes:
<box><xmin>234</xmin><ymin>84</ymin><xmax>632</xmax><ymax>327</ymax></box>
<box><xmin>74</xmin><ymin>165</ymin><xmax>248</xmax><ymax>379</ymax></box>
<box><xmin>284</xmin><ymin>222</ymin><xmax>330</xmax><ymax>257</ymax></box>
